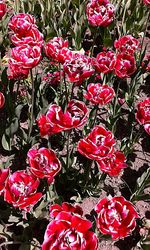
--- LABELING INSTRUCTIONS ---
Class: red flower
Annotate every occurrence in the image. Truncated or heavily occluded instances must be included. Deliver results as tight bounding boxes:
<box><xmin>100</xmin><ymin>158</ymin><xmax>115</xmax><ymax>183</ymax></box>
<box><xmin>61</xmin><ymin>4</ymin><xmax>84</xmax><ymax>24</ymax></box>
<box><xmin>8</xmin><ymin>13</ymin><xmax>36</xmax><ymax>34</ymax></box>
<box><xmin>114</xmin><ymin>35</ymin><xmax>139</xmax><ymax>55</ymax></box>
<box><xmin>86</xmin><ymin>0</ymin><xmax>115</xmax><ymax>27</ymax></box>
<box><xmin>37</xmin><ymin>100</ymin><xmax>88</xmax><ymax>136</ymax></box>
<box><xmin>77</xmin><ymin>125</ymin><xmax>115</xmax><ymax>161</ymax></box>
<box><xmin>0</xmin><ymin>92</ymin><xmax>5</xmax><ymax>108</ymax></box>
<box><xmin>95</xmin><ymin>196</ymin><xmax>139</xmax><ymax>240</ymax></box>
<box><xmin>0</xmin><ymin>168</ymin><xmax>9</xmax><ymax>195</ymax></box>
<box><xmin>0</xmin><ymin>0</ymin><xmax>6</xmax><ymax>20</ymax></box>
<box><xmin>27</xmin><ymin>147</ymin><xmax>61</xmax><ymax>182</ymax></box>
<box><xmin>37</xmin><ymin>115</ymin><xmax>52</xmax><ymax>137</ymax></box>
<box><xmin>97</xmin><ymin>151</ymin><xmax>127</xmax><ymax>176</ymax></box>
<box><xmin>8</xmin><ymin>45</ymin><xmax>42</xmax><ymax>79</ymax></box>
<box><xmin>63</xmin><ymin>53</ymin><xmax>95</xmax><ymax>84</ymax></box>
<box><xmin>113</xmin><ymin>53</ymin><xmax>136</xmax><ymax>78</ymax></box>
<box><xmin>45</xmin><ymin>37</ymin><xmax>72</xmax><ymax>63</ymax></box>
<box><xmin>84</xmin><ymin>83</ymin><xmax>115</xmax><ymax>105</ymax></box>
<box><xmin>43</xmin><ymin>71</ymin><xmax>63</xmax><ymax>85</ymax></box>
<box><xmin>4</xmin><ymin>170</ymin><xmax>42</xmax><ymax>212</ymax></box>
<box><xmin>42</xmin><ymin>211</ymin><xmax>98</xmax><ymax>250</ymax></box>
<box><xmin>10</xmin><ymin>27</ymin><xmax>44</xmax><ymax>47</ymax></box>
<box><xmin>143</xmin><ymin>0</ymin><xmax>150</xmax><ymax>5</ymax></box>
<box><xmin>7</xmin><ymin>61</ymin><xmax>29</xmax><ymax>80</ymax></box>
<box><xmin>50</xmin><ymin>202</ymin><xmax>83</xmax><ymax>218</ymax></box>
<box><xmin>94</xmin><ymin>50</ymin><xmax>115</xmax><ymax>74</ymax></box>
<box><xmin>136</xmin><ymin>97</ymin><xmax>150</xmax><ymax>135</ymax></box>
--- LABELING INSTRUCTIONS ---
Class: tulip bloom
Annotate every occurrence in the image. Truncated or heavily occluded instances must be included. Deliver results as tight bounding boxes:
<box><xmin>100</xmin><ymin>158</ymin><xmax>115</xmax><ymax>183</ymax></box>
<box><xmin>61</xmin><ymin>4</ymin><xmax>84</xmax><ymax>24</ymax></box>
<box><xmin>95</xmin><ymin>196</ymin><xmax>139</xmax><ymax>240</ymax></box>
<box><xmin>97</xmin><ymin>151</ymin><xmax>127</xmax><ymax>176</ymax></box>
<box><xmin>94</xmin><ymin>50</ymin><xmax>115</xmax><ymax>74</ymax></box>
<box><xmin>136</xmin><ymin>97</ymin><xmax>150</xmax><ymax>135</ymax></box>
<box><xmin>0</xmin><ymin>0</ymin><xmax>6</xmax><ymax>20</ymax></box>
<box><xmin>45</xmin><ymin>37</ymin><xmax>72</xmax><ymax>63</ymax></box>
<box><xmin>4</xmin><ymin>170</ymin><xmax>42</xmax><ymax>212</ymax></box>
<box><xmin>27</xmin><ymin>147</ymin><xmax>61</xmax><ymax>182</ymax></box>
<box><xmin>84</xmin><ymin>83</ymin><xmax>115</xmax><ymax>105</ymax></box>
<box><xmin>42</xmin><ymin>211</ymin><xmax>98</xmax><ymax>249</ymax></box>
<box><xmin>78</xmin><ymin>125</ymin><xmax>115</xmax><ymax>161</ymax></box>
<box><xmin>37</xmin><ymin>100</ymin><xmax>88</xmax><ymax>136</ymax></box>
<box><xmin>63</xmin><ymin>53</ymin><xmax>95</xmax><ymax>84</ymax></box>
<box><xmin>113</xmin><ymin>53</ymin><xmax>136</xmax><ymax>78</ymax></box>
<box><xmin>50</xmin><ymin>202</ymin><xmax>83</xmax><ymax>218</ymax></box>
<box><xmin>114</xmin><ymin>35</ymin><xmax>139</xmax><ymax>55</ymax></box>
<box><xmin>86</xmin><ymin>0</ymin><xmax>115</xmax><ymax>27</ymax></box>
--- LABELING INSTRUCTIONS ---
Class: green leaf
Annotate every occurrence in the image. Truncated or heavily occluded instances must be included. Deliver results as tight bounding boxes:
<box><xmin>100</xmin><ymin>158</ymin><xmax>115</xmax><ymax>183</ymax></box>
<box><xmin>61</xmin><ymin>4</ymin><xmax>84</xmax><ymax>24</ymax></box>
<box><xmin>131</xmin><ymin>168</ymin><xmax>150</xmax><ymax>202</ymax></box>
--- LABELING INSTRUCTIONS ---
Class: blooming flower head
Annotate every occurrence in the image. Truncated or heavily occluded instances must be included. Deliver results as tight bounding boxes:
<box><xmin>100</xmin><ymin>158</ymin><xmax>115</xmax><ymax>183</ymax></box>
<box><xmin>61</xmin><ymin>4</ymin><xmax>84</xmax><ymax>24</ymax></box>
<box><xmin>45</xmin><ymin>37</ymin><xmax>72</xmax><ymax>63</ymax></box>
<box><xmin>86</xmin><ymin>0</ymin><xmax>115</xmax><ymax>27</ymax></box>
<box><xmin>4</xmin><ymin>170</ymin><xmax>42</xmax><ymax>212</ymax></box>
<box><xmin>10</xmin><ymin>26</ymin><xmax>44</xmax><ymax>47</ymax></box>
<box><xmin>143</xmin><ymin>0</ymin><xmax>150</xmax><ymax>5</ymax></box>
<box><xmin>50</xmin><ymin>202</ymin><xmax>83</xmax><ymax>218</ymax></box>
<box><xmin>37</xmin><ymin>100</ymin><xmax>88</xmax><ymax>137</ymax></box>
<box><xmin>97</xmin><ymin>151</ymin><xmax>127</xmax><ymax>176</ymax></box>
<box><xmin>0</xmin><ymin>92</ymin><xmax>5</xmax><ymax>108</ymax></box>
<box><xmin>7</xmin><ymin>45</ymin><xmax>42</xmax><ymax>79</ymax></box>
<box><xmin>95</xmin><ymin>196</ymin><xmax>139</xmax><ymax>240</ymax></box>
<box><xmin>114</xmin><ymin>35</ymin><xmax>139</xmax><ymax>55</ymax></box>
<box><xmin>0</xmin><ymin>0</ymin><xmax>6</xmax><ymax>20</ymax></box>
<box><xmin>8</xmin><ymin>13</ymin><xmax>36</xmax><ymax>34</ymax></box>
<box><xmin>0</xmin><ymin>168</ymin><xmax>9</xmax><ymax>195</ymax></box>
<box><xmin>64</xmin><ymin>53</ymin><xmax>95</xmax><ymax>84</ymax></box>
<box><xmin>136</xmin><ymin>97</ymin><xmax>150</xmax><ymax>135</ymax></box>
<box><xmin>113</xmin><ymin>53</ymin><xmax>136</xmax><ymax>78</ymax></box>
<box><xmin>27</xmin><ymin>147</ymin><xmax>61</xmax><ymax>182</ymax></box>
<box><xmin>78</xmin><ymin>125</ymin><xmax>115</xmax><ymax>161</ymax></box>
<box><xmin>42</xmin><ymin>211</ymin><xmax>98</xmax><ymax>249</ymax></box>
<box><xmin>94</xmin><ymin>50</ymin><xmax>115</xmax><ymax>74</ymax></box>
<box><xmin>84</xmin><ymin>83</ymin><xmax>115</xmax><ymax>105</ymax></box>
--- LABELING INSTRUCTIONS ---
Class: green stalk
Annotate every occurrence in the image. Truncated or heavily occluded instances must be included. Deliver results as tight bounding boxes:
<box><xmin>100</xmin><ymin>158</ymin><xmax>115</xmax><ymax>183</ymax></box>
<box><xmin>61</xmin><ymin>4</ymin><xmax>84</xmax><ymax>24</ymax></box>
<box><xmin>28</xmin><ymin>69</ymin><xmax>35</xmax><ymax>141</ymax></box>
<box><xmin>92</xmin><ymin>105</ymin><xmax>99</xmax><ymax>127</ymax></box>
<box><xmin>66</xmin><ymin>131</ymin><xmax>70</xmax><ymax>169</ymax></box>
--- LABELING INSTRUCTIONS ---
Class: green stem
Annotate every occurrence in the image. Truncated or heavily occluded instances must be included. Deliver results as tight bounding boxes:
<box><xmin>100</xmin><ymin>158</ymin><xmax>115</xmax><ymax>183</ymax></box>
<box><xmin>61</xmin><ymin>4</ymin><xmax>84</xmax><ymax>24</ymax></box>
<box><xmin>92</xmin><ymin>105</ymin><xmax>99</xmax><ymax>127</ymax></box>
<box><xmin>64</xmin><ymin>72</ymin><xmax>69</xmax><ymax>104</ymax></box>
<box><xmin>28</xmin><ymin>69</ymin><xmax>35</xmax><ymax>141</ymax></box>
<box><xmin>66</xmin><ymin>131</ymin><xmax>70</xmax><ymax>169</ymax></box>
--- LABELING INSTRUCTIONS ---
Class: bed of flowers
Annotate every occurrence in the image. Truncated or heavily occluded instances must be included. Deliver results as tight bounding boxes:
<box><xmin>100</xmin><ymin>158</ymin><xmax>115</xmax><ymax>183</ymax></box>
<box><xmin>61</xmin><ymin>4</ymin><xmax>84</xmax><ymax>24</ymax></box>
<box><xmin>0</xmin><ymin>0</ymin><xmax>150</xmax><ymax>249</ymax></box>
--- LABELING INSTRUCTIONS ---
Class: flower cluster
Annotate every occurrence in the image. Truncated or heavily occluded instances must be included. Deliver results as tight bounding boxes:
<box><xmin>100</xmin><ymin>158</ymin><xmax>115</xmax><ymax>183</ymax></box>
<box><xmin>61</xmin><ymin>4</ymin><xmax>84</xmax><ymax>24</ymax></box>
<box><xmin>86</xmin><ymin>0</ymin><xmax>115</xmax><ymax>27</ymax></box>
<box><xmin>37</xmin><ymin>100</ymin><xmax>88</xmax><ymax>136</ymax></box>
<box><xmin>136</xmin><ymin>97</ymin><xmax>150</xmax><ymax>135</ymax></box>
<box><xmin>42</xmin><ymin>202</ymin><xmax>98</xmax><ymax>249</ymax></box>
<box><xmin>95</xmin><ymin>196</ymin><xmax>139</xmax><ymax>239</ymax></box>
<box><xmin>7</xmin><ymin>13</ymin><xmax>43</xmax><ymax>79</ymax></box>
<box><xmin>78</xmin><ymin>125</ymin><xmax>126</xmax><ymax>176</ymax></box>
